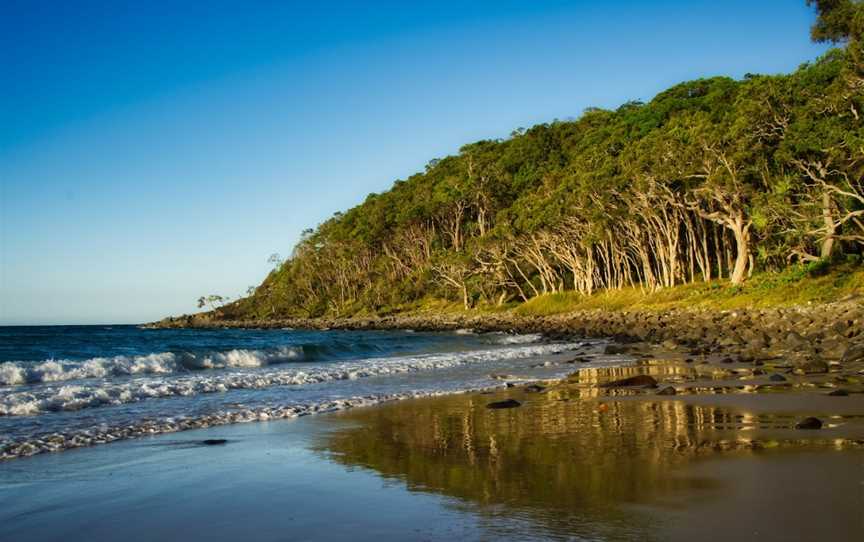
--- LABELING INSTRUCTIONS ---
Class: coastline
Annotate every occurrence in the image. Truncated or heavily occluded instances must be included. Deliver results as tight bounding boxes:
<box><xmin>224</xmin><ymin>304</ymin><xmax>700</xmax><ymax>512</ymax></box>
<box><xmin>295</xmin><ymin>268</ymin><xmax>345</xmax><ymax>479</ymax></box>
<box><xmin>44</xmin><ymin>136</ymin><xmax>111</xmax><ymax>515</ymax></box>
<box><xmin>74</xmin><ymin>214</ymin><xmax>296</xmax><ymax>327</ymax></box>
<box><xmin>147</xmin><ymin>299</ymin><xmax>864</xmax><ymax>369</ymax></box>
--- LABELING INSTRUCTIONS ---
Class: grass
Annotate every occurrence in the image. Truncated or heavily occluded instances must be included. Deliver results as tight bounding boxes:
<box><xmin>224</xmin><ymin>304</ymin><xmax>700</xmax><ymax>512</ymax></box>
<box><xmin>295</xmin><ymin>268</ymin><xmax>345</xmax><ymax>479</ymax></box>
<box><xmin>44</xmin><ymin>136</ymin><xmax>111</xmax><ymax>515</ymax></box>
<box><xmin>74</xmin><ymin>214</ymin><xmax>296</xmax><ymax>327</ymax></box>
<box><xmin>512</xmin><ymin>262</ymin><xmax>864</xmax><ymax>317</ymax></box>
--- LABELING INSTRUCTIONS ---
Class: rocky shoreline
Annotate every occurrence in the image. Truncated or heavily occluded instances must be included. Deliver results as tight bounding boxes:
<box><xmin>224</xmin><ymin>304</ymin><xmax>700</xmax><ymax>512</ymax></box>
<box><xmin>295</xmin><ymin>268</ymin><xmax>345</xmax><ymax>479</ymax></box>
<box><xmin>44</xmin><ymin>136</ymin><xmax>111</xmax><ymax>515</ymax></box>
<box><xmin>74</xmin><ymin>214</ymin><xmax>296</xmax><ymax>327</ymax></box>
<box><xmin>148</xmin><ymin>300</ymin><xmax>864</xmax><ymax>369</ymax></box>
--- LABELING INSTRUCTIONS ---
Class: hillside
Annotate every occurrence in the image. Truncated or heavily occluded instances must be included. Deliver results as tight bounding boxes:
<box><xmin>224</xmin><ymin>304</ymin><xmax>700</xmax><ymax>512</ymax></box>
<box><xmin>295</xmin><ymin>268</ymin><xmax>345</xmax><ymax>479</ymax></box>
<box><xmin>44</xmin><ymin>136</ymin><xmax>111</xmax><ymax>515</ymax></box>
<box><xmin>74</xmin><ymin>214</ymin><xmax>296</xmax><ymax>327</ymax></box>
<box><xmin>213</xmin><ymin>2</ymin><xmax>864</xmax><ymax>321</ymax></box>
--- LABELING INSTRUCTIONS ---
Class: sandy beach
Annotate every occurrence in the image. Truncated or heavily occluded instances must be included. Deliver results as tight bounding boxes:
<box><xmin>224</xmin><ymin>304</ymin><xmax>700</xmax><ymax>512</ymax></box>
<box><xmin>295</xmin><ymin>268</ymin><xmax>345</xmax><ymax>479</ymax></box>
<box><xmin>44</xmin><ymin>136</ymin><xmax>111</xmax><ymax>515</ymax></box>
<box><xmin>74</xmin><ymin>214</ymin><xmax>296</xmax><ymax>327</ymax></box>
<box><xmin>2</xmin><ymin>352</ymin><xmax>863</xmax><ymax>541</ymax></box>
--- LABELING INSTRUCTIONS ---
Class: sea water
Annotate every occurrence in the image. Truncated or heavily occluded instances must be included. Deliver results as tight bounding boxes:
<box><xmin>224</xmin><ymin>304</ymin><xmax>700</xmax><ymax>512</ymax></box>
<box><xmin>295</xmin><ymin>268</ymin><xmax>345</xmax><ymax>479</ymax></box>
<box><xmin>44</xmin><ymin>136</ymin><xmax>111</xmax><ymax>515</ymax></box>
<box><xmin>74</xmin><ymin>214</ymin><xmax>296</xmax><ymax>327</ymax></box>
<box><xmin>0</xmin><ymin>325</ymin><xmax>618</xmax><ymax>459</ymax></box>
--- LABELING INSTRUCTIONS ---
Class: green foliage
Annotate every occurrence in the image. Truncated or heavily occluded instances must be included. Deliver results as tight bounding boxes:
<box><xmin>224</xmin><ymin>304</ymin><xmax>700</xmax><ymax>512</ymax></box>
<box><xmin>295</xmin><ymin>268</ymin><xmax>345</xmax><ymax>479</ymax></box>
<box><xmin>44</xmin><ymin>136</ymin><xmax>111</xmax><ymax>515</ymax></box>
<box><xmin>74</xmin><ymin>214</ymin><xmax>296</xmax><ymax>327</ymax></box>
<box><xmin>224</xmin><ymin>8</ymin><xmax>864</xmax><ymax>320</ymax></box>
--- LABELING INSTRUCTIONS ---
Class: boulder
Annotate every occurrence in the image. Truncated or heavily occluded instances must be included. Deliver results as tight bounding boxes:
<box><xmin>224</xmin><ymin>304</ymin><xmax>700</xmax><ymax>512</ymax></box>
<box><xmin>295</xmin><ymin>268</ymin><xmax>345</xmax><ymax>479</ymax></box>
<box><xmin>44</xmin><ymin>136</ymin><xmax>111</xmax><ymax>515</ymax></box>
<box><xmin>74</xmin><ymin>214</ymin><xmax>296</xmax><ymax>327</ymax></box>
<box><xmin>657</xmin><ymin>386</ymin><xmax>677</xmax><ymax>396</ymax></box>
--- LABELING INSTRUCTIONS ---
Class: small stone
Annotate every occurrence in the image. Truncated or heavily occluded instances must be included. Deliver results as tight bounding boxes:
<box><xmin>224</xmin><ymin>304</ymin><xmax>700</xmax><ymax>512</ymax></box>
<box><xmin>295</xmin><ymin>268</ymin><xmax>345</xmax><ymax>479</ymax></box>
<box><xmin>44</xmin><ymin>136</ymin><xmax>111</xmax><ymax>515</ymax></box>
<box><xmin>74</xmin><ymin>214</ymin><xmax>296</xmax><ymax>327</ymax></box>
<box><xmin>828</xmin><ymin>389</ymin><xmax>850</xmax><ymax>396</ymax></box>
<box><xmin>769</xmin><ymin>373</ymin><xmax>787</xmax><ymax>382</ymax></box>
<box><xmin>795</xmin><ymin>417</ymin><xmax>823</xmax><ymax>430</ymax></box>
<box><xmin>657</xmin><ymin>386</ymin><xmax>677</xmax><ymax>396</ymax></box>
<box><xmin>524</xmin><ymin>384</ymin><xmax>545</xmax><ymax>393</ymax></box>
<box><xmin>487</xmin><ymin>399</ymin><xmax>522</xmax><ymax>409</ymax></box>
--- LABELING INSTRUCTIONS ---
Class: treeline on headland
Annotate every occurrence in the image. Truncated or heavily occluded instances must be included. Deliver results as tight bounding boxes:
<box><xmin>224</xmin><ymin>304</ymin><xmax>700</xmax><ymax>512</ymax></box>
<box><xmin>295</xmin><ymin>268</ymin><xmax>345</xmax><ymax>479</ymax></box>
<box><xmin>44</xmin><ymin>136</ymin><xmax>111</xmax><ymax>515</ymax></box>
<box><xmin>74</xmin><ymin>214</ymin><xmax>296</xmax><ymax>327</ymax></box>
<box><xmin>224</xmin><ymin>2</ymin><xmax>864</xmax><ymax>320</ymax></box>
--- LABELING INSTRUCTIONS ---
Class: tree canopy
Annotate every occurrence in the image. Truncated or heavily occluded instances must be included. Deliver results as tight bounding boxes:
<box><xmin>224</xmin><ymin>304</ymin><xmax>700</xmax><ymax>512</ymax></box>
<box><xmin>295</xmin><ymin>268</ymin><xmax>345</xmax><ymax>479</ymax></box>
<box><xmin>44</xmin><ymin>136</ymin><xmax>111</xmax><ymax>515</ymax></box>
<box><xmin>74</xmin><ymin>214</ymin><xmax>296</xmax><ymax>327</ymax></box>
<box><xmin>222</xmin><ymin>3</ymin><xmax>864</xmax><ymax>320</ymax></box>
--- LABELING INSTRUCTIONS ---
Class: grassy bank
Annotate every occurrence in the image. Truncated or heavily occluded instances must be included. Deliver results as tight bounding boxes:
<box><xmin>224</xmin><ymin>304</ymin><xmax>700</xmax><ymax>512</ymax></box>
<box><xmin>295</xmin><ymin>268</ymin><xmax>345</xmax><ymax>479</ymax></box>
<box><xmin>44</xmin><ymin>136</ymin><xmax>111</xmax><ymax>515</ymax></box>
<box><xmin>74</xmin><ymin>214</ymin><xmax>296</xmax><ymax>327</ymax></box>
<box><xmin>511</xmin><ymin>262</ymin><xmax>864</xmax><ymax>317</ymax></box>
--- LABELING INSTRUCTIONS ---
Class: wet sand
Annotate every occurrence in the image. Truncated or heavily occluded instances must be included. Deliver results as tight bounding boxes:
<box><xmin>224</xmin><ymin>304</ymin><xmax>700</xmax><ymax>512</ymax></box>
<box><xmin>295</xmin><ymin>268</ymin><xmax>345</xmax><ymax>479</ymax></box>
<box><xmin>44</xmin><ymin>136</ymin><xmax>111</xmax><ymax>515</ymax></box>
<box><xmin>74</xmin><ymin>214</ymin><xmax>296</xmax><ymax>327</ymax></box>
<box><xmin>1</xmin><ymin>356</ymin><xmax>863</xmax><ymax>541</ymax></box>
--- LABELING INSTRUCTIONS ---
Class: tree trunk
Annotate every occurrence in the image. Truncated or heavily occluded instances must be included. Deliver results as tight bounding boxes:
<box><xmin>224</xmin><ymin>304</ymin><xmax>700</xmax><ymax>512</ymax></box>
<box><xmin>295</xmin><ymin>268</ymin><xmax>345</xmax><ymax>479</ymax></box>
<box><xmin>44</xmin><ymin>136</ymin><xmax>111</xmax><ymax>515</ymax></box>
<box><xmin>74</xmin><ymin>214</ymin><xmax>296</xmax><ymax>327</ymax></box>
<box><xmin>729</xmin><ymin>218</ymin><xmax>750</xmax><ymax>285</ymax></box>
<box><xmin>821</xmin><ymin>191</ymin><xmax>836</xmax><ymax>260</ymax></box>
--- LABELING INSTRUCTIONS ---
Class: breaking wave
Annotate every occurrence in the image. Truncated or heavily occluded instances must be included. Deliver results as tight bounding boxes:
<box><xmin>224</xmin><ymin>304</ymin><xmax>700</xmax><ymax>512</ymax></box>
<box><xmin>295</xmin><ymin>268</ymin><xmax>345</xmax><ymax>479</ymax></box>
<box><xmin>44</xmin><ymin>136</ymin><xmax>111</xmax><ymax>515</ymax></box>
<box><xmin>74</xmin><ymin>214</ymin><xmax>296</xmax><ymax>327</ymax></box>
<box><xmin>0</xmin><ymin>333</ymin><xmax>547</xmax><ymax>387</ymax></box>
<box><xmin>0</xmin><ymin>342</ymin><xmax>580</xmax><ymax>417</ymax></box>
<box><xmin>0</xmin><ymin>347</ymin><xmax>304</xmax><ymax>386</ymax></box>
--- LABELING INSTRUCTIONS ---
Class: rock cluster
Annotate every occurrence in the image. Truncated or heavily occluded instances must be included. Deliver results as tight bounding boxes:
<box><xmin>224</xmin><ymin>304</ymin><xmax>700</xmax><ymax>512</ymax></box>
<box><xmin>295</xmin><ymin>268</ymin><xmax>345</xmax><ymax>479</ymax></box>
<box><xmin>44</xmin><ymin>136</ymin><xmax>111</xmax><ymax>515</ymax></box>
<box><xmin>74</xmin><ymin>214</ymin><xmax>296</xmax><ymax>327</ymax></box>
<box><xmin>149</xmin><ymin>301</ymin><xmax>864</xmax><ymax>370</ymax></box>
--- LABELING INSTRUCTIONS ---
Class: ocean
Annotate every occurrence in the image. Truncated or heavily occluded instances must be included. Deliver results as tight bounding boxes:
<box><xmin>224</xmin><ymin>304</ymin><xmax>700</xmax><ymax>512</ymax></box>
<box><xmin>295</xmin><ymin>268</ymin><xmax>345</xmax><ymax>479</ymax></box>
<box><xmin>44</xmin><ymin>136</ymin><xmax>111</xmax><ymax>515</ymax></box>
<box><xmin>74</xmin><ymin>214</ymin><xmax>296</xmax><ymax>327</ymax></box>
<box><xmin>0</xmin><ymin>325</ymin><xmax>610</xmax><ymax>460</ymax></box>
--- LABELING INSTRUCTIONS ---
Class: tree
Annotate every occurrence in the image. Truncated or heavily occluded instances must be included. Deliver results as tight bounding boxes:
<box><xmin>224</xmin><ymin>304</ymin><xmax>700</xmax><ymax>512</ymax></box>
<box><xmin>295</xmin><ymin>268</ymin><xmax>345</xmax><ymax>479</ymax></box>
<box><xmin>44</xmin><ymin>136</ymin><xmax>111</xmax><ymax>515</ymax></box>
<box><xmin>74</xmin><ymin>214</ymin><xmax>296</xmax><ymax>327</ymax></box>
<box><xmin>808</xmin><ymin>0</ymin><xmax>863</xmax><ymax>43</ymax></box>
<box><xmin>197</xmin><ymin>295</ymin><xmax>228</xmax><ymax>311</ymax></box>
<box><xmin>267</xmin><ymin>253</ymin><xmax>284</xmax><ymax>268</ymax></box>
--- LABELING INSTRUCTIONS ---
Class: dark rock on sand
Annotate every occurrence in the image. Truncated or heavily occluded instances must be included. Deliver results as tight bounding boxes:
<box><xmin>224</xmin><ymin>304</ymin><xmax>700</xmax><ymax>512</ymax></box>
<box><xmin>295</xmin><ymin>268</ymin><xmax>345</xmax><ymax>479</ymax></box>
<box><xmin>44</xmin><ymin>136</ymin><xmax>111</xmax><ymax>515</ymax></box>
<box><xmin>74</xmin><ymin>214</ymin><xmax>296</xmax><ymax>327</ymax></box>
<box><xmin>603</xmin><ymin>344</ymin><xmax>630</xmax><ymax>355</ymax></box>
<box><xmin>524</xmin><ymin>384</ymin><xmax>546</xmax><ymax>393</ymax></box>
<box><xmin>769</xmin><ymin>374</ymin><xmax>787</xmax><ymax>382</ymax></box>
<box><xmin>567</xmin><ymin>356</ymin><xmax>591</xmax><ymax>363</ymax></box>
<box><xmin>657</xmin><ymin>386</ymin><xmax>677</xmax><ymax>396</ymax></box>
<box><xmin>487</xmin><ymin>399</ymin><xmax>522</xmax><ymax>409</ymax></box>
<box><xmin>600</xmin><ymin>375</ymin><xmax>658</xmax><ymax>388</ymax></box>
<box><xmin>828</xmin><ymin>389</ymin><xmax>850</xmax><ymax>396</ymax></box>
<box><xmin>795</xmin><ymin>417</ymin><xmax>823</xmax><ymax>430</ymax></box>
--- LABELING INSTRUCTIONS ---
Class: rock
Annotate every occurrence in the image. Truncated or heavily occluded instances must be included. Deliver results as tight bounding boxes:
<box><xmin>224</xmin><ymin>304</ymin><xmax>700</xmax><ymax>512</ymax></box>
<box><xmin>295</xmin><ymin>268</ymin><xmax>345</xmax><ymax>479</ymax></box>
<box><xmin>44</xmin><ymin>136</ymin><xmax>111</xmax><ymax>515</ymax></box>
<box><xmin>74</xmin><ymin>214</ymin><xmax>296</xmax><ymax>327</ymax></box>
<box><xmin>793</xmin><ymin>360</ymin><xmax>829</xmax><ymax>375</ymax></box>
<box><xmin>600</xmin><ymin>375</ymin><xmax>658</xmax><ymax>388</ymax></box>
<box><xmin>486</xmin><ymin>399</ymin><xmax>522</xmax><ymax>409</ymax></box>
<box><xmin>842</xmin><ymin>343</ymin><xmax>864</xmax><ymax>364</ymax></box>
<box><xmin>769</xmin><ymin>373</ymin><xmax>787</xmax><ymax>382</ymax></box>
<box><xmin>795</xmin><ymin>417</ymin><xmax>823</xmax><ymax>430</ymax></box>
<box><xmin>201</xmin><ymin>439</ymin><xmax>228</xmax><ymax>445</ymax></box>
<box><xmin>657</xmin><ymin>386</ymin><xmax>677</xmax><ymax>396</ymax></box>
<box><xmin>785</xmin><ymin>331</ymin><xmax>807</xmax><ymax>348</ymax></box>
<box><xmin>524</xmin><ymin>384</ymin><xmax>545</xmax><ymax>393</ymax></box>
<box><xmin>567</xmin><ymin>356</ymin><xmax>591</xmax><ymax>363</ymax></box>
<box><xmin>819</xmin><ymin>339</ymin><xmax>847</xmax><ymax>360</ymax></box>
<box><xmin>490</xmin><ymin>373</ymin><xmax>517</xmax><ymax>380</ymax></box>
<box><xmin>828</xmin><ymin>389</ymin><xmax>850</xmax><ymax>396</ymax></box>
<box><xmin>604</xmin><ymin>344</ymin><xmax>630</xmax><ymax>355</ymax></box>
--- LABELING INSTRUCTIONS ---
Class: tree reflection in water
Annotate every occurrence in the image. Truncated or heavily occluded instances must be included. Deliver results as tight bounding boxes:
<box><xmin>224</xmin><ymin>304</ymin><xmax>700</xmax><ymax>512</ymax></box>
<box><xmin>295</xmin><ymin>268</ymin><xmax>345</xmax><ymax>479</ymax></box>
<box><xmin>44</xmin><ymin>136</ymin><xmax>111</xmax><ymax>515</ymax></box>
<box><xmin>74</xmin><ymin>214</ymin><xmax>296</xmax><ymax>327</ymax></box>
<box><xmin>313</xmin><ymin>365</ymin><xmax>780</xmax><ymax>540</ymax></box>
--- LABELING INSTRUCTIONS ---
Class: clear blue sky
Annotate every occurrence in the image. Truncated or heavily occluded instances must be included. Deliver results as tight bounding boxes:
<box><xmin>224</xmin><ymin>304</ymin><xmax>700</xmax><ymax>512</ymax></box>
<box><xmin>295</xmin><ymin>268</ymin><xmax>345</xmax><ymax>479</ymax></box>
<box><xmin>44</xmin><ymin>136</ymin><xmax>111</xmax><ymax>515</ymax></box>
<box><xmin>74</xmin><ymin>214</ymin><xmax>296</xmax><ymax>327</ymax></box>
<box><xmin>1</xmin><ymin>0</ymin><xmax>828</xmax><ymax>325</ymax></box>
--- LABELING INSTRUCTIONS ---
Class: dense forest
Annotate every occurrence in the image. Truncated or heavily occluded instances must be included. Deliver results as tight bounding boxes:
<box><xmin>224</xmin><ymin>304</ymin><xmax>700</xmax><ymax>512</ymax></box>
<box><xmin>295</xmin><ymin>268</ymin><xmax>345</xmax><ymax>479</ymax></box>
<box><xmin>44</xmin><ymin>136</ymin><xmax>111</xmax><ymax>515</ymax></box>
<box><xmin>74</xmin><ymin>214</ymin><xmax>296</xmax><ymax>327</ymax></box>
<box><xmin>223</xmin><ymin>1</ymin><xmax>864</xmax><ymax>319</ymax></box>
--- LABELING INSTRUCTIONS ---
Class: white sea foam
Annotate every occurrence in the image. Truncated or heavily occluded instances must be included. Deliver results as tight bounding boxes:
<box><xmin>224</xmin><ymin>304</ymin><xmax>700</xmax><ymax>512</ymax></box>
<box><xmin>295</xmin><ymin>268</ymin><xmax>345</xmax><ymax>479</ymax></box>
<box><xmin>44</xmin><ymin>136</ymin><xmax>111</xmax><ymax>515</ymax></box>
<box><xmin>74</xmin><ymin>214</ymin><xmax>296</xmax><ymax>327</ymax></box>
<box><xmin>0</xmin><ymin>389</ymin><xmax>477</xmax><ymax>460</ymax></box>
<box><xmin>491</xmin><ymin>333</ymin><xmax>544</xmax><ymax>345</ymax></box>
<box><xmin>0</xmin><ymin>347</ymin><xmax>304</xmax><ymax>386</ymax></box>
<box><xmin>0</xmin><ymin>342</ymin><xmax>581</xmax><ymax>417</ymax></box>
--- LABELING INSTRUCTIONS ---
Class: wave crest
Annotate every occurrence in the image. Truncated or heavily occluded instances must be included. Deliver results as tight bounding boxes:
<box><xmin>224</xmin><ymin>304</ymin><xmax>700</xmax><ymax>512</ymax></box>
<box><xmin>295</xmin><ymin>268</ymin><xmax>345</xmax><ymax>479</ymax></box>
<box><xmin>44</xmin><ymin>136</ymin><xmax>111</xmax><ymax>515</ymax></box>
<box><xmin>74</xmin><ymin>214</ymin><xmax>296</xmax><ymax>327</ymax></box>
<box><xmin>0</xmin><ymin>347</ymin><xmax>303</xmax><ymax>386</ymax></box>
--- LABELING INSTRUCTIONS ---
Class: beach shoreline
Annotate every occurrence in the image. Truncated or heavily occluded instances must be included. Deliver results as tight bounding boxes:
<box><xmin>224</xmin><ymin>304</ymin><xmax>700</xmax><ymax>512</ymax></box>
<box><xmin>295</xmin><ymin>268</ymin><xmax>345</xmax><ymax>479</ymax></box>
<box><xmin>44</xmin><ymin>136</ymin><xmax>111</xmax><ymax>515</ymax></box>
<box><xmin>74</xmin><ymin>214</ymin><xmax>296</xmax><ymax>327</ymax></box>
<box><xmin>148</xmin><ymin>299</ymin><xmax>864</xmax><ymax>371</ymax></box>
<box><xmin>3</xmin><ymin>348</ymin><xmax>864</xmax><ymax>540</ymax></box>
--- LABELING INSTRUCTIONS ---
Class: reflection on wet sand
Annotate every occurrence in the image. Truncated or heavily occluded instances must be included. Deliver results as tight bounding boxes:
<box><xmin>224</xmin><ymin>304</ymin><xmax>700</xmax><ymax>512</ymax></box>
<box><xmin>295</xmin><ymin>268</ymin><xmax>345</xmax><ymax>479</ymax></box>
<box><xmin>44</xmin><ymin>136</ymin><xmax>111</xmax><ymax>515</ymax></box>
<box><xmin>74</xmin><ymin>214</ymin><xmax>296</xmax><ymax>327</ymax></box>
<box><xmin>317</xmin><ymin>363</ymin><xmax>864</xmax><ymax>540</ymax></box>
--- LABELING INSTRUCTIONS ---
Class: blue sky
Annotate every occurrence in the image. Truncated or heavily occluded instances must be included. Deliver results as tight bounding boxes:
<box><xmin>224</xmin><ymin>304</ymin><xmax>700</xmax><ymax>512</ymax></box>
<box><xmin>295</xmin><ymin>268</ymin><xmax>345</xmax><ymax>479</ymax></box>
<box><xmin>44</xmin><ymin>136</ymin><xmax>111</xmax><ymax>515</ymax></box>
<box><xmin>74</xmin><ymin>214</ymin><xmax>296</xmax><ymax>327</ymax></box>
<box><xmin>1</xmin><ymin>0</ymin><xmax>829</xmax><ymax>325</ymax></box>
